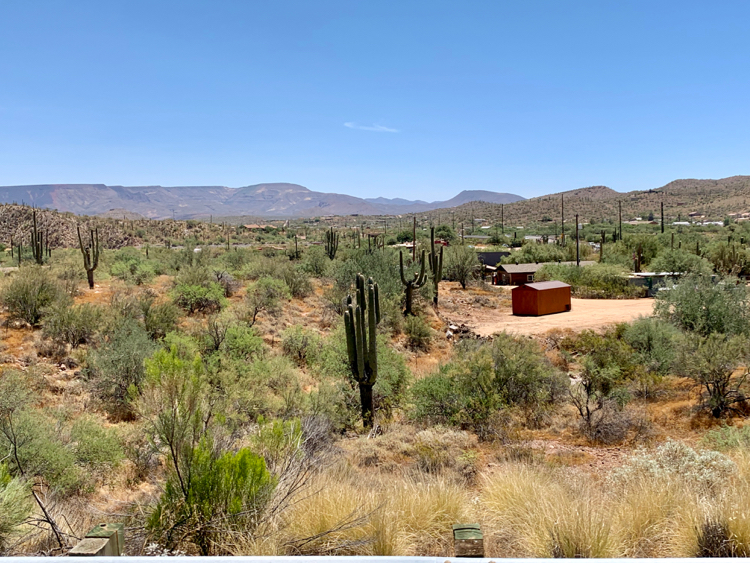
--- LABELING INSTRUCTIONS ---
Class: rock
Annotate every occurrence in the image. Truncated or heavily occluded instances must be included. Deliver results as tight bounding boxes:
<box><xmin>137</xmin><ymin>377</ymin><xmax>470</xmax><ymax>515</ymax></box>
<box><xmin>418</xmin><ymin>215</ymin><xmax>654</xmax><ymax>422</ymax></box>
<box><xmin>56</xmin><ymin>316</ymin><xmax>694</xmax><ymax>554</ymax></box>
<box><xmin>62</xmin><ymin>357</ymin><xmax>78</xmax><ymax>369</ymax></box>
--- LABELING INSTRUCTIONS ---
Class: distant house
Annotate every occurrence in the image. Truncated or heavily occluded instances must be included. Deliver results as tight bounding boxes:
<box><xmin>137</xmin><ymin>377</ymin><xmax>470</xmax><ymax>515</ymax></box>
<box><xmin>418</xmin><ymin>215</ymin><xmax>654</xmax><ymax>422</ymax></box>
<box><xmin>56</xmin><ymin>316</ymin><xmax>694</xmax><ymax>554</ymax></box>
<box><xmin>495</xmin><ymin>261</ymin><xmax>596</xmax><ymax>286</ymax></box>
<box><xmin>512</xmin><ymin>281</ymin><xmax>572</xmax><ymax>316</ymax></box>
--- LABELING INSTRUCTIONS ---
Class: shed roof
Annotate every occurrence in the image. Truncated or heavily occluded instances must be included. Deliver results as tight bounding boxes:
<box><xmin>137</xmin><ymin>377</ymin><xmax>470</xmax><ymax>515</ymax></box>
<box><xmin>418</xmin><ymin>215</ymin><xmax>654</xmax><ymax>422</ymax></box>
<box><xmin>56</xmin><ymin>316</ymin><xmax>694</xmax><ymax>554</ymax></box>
<box><xmin>515</xmin><ymin>281</ymin><xmax>571</xmax><ymax>291</ymax></box>
<box><xmin>499</xmin><ymin>261</ymin><xmax>596</xmax><ymax>274</ymax></box>
<box><xmin>500</xmin><ymin>263</ymin><xmax>544</xmax><ymax>274</ymax></box>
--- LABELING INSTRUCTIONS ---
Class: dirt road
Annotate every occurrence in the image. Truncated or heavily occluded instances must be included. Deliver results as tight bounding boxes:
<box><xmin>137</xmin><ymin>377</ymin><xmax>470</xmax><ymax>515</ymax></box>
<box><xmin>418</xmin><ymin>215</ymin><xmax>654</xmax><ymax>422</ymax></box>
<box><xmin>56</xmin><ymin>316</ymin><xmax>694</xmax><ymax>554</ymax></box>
<box><xmin>474</xmin><ymin>298</ymin><xmax>654</xmax><ymax>336</ymax></box>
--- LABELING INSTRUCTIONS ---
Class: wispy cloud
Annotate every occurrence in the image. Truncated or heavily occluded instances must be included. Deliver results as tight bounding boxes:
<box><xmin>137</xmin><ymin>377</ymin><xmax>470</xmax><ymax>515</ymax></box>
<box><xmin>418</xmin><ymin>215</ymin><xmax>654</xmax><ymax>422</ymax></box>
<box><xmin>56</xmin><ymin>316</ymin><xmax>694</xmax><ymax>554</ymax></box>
<box><xmin>344</xmin><ymin>122</ymin><xmax>399</xmax><ymax>133</ymax></box>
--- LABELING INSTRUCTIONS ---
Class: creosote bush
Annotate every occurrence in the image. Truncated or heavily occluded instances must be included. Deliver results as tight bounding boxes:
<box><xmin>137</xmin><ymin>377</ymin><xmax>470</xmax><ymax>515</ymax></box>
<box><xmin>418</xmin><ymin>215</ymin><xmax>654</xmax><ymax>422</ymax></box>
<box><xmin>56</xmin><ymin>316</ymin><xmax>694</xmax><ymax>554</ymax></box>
<box><xmin>1</xmin><ymin>266</ymin><xmax>67</xmax><ymax>326</ymax></box>
<box><xmin>412</xmin><ymin>332</ymin><xmax>566</xmax><ymax>434</ymax></box>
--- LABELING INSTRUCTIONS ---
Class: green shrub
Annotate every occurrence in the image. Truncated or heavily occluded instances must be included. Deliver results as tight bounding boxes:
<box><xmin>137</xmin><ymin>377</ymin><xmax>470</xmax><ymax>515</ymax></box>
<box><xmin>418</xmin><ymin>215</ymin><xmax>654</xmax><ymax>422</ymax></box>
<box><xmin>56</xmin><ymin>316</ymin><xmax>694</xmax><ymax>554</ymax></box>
<box><xmin>332</xmin><ymin>248</ymin><xmax>402</xmax><ymax>301</ymax></box>
<box><xmin>279</xmin><ymin>264</ymin><xmax>312</xmax><ymax>298</ymax></box>
<box><xmin>622</xmin><ymin>317</ymin><xmax>680</xmax><ymax>376</ymax></box>
<box><xmin>281</xmin><ymin>325</ymin><xmax>321</xmax><ymax>366</ymax></box>
<box><xmin>1</xmin><ymin>266</ymin><xmax>67</xmax><ymax>325</ymax></box>
<box><xmin>86</xmin><ymin>320</ymin><xmax>157</xmax><ymax>418</ymax></box>
<box><xmin>300</xmin><ymin>245</ymin><xmax>329</xmax><ymax>277</ymax></box>
<box><xmin>0</xmin><ymin>464</ymin><xmax>32</xmax><ymax>553</ymax></box>
<box><xmin>411</xmin><ymin>333</ymin><xmax>566</xmax><ymax>432</ymax></box>
<box><xmin>404</xmin><ymin>314</ymin><xmax>432</xmax><ymax>351</ymax></box>
<box><xmin>142</xmin><ymin>299</ymin><xmax>180</xmax><ymax>340</ymax></box>
<box><xmin>173</xmin><ymin>282</ymin><xmax>226</xmax><ymax>315</ymax></box>
<box><xmin>536</xmin><ymin>263</ymin><xmax>638</xmax><ymax>298</ymax></box>
<box><xmin>655</xmin><ymin>274</ymin><xmax>750</xmax><ymax>336</ymax></box>
<box><xmin>650</xmin><ymin>249</ymin><xmax>713</xmax><ymax>276</ymax></box>
<box><xmin>70</xmin><ymin>415</ymin><xmax>124</xmax><ymax>469</ymax></box>
<box><xmin>221</xmin><ymin>325</ymin><xmax>266</xmax><ymax>361</ymax></box>
<box><xmin>677</xmin><ymin>333</ymin><xmax>749</xmax><ymax>418</ymax></box>
<box><xmin>0</xmin><ymin>400</ymin><xmax>82</xmax><ymax>495</ymax></box>
<box><xmin>109</xmin><ymin>248</ymin><xmax>160</xmax><ymax>285</ymax></box>
<box><xmin>231</xmin><ymin>356</ymin><xmax>305</xmax><ymax>420</ymax></box>
<box><xmin>42</xmin><ymin>302</ymin><xmax>102</xmax><ymax>348</ymax></box>
<box><xmin>147</xmin><ymin>440</ymin><xmax>276</xmax><ymax>555</ymax></box>
<box><xmin>702</xmin><ymin>425</ymin><xmax>750</xmax><ymax>451</ymax></box>
<box><xmin>245</xmin><ymin>276</ymin><xmax>290</xmax><ymax>325</ymax></box>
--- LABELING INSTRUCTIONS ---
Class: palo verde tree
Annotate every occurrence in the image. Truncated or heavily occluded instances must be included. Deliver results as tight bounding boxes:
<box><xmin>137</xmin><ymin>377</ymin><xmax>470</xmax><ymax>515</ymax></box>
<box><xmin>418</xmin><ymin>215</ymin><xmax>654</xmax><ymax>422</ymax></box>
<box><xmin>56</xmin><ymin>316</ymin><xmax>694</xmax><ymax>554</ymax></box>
<box><xmin>325</xmin><ymin>226</ymin><xmax>339</xmax><ymax>260</ymax></box>
<box><xmin>77</xmin><ymin>225</ymin><xmax>100</xmax><ymax>290</ymax></box>
<box><xmin>344</xmin><ymin>273</ymin><xmax>381</xmax><ymax>427</ymax></box>
<box><xmin>428</xmin><ymin>227</ymin><xmax>443</xmax><ymax>308</ymax></box>
<box><xmin>399</xmin><ymin>249</ymin><xmax>428</xmax><ymax>315</ymax></box>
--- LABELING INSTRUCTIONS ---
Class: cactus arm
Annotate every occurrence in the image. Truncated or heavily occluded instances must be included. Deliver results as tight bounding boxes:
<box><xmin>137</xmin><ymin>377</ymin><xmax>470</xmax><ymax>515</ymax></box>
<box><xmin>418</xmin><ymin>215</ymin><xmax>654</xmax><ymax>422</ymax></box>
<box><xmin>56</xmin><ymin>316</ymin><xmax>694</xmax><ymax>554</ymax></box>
<box><xmin>437</xmin><ymin>246</ymin><xmax>443</xmax><ymax>280</ymax></box>
<box><xmin>415</xmin><ymin>250</ymin><xmax>427</xmax><ymax>287</ymax></box>
<box><xmin>344</xmin><ymin>306</ymin><xmax>358</xmax><ymax>373</ymax></box>
<box><xmin>399</xmin><ymin>251</ymin><xmax>408</xmax><ymax>285</ymax></box>
<box><xmin>355</xmin><ymin>305</ymin><xmax>366</xmax><ymax>382</ymax></box>
<box><xmin>367</xmin><ymin>283</ymin><xmax>378</xmax><ymax>385</ymax></box>
<box><xmin>374</xmin><ymin>282</ymin><xmax>380</xmax><ymax>324</ymax></box>
<box><xmin>77</xmin><ymin>226</ymin><xmax>90</xmax><ymax>268</ymax></box>
<box><xmin>92</xmin><ymin>228</ymin><xmax>100</xmax><ymax>269</ymax></box>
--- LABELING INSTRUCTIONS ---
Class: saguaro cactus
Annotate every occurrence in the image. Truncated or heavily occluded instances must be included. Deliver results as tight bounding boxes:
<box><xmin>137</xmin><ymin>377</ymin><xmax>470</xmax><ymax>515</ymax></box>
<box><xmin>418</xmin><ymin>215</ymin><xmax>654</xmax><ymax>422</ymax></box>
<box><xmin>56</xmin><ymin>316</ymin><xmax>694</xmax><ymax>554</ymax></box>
<box><xmin>428</xmin><ymin>227</ymin><xmax>443</xmax><ymax>308</ymax></box>
<box><xmin>344</xmin><ymin>274</ymin><xmax>381</xmax><ymax>427</ymax></box>
<box><xmin>30</xmin><ymin>209</ymin><xmax>44</xmax><ymax>265</ymax></box>
<box><xmin>325</xmin><ymin>227</ymin><xmax>339</xmax><ymax>260</ymax></box>
<box><xmin>77</xmin><ymin>226</ymin><xmax>100</xmax><ymax>289</ymax></box>
<box><xmin>400</xmin><ymin>249</ymin><xmax>428</xmax><ymax>316</ymax></box>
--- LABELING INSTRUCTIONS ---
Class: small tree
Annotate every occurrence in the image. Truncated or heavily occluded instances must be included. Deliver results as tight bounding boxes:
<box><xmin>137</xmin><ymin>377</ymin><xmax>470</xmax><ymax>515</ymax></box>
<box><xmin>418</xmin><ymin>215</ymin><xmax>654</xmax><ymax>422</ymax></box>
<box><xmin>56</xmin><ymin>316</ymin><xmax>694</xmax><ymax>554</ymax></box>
<box><xmin>654</xmin><ymin>274</ymin><xmax>750</xmax><ymax>337</ymax></box>
<box><xmin>677</xmin><ymin>333</ymin><xmax>748</xmax><ymax>418</ymax></box>
<box><xmin>445</xmin><ymin>244</ymin><xmax>478</xmax><ymax>289</ymax></box>
<box><xmin>244</xmin><ymin>276</ymin><xmax>290</xmax><ymax>326</ymax></box>
<box><xmin>86</xmin><ymin>320</ymin><xmax>157</xmax><ymax>418</ymax></box>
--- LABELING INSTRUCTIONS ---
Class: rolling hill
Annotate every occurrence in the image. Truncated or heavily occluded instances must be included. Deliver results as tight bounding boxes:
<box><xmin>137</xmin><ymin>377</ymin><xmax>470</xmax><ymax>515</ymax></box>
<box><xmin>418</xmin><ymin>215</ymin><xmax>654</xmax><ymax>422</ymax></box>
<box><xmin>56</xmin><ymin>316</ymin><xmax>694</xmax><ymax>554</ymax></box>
<box><xmin>0</xmin><ymin>183</ymin><xmax>524</xmax><ymax>219</ymax></box>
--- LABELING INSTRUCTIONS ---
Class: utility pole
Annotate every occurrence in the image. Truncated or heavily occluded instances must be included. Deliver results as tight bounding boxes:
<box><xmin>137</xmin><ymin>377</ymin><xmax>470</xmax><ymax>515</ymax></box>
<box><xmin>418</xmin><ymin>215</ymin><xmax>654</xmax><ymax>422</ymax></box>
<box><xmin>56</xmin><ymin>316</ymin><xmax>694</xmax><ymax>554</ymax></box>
<box><xmin>561</xmin><ymin>193</ymin><xmax>565</xmax><ymax>247</ymax></box>
<box><xmin>501</xmin><ymin>203</ymin><xmax>504</xmax><ymax>235</ymax></box>
<box><xmin>412</xmin><ymin>215</ymin><xmax>416</xmax><ymax>261</ymax></box>
<box><xmin>600</xmin><ymin>230</ymin><xmax>605</xmax><ymax>262</ymax></box>
<box><xmin>618</xmin><ymin>201</ymin><xmax>622</xmax><ymax>241</ymax></box>
<box><xmin>461</xmin><ymin>223</ymin><xmax>465</xmax><ymax>245</ymax></box>
<box><xmin>661</xmin><ymin>201</ymin><xmax>664</xmax><ymax>234</ymax></box>
<box><xmin>575</xmin><ymin>214</ymin><xmax>580</xmax><ymax>267</ymax></box>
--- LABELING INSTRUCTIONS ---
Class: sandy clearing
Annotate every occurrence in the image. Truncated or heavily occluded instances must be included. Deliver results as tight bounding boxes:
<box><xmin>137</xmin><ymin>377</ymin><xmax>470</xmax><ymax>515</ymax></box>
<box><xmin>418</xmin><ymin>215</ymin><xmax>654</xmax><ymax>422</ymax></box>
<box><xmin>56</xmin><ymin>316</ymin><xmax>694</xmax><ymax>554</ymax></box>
<box><xmin>445</xmin><ymin>296</ymin><xmax>655</xmax><ymax>337</ymax></box>
<box><xmin>441</xmin><ymin>286</ymin><xmax>654</xmax><ymax>336</ymax></box>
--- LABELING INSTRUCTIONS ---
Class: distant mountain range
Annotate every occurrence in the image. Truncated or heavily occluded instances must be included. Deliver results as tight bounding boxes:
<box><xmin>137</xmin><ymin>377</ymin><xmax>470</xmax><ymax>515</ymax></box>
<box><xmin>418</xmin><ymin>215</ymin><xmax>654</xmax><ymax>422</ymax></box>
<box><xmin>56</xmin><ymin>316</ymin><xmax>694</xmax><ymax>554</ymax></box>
<box><xmin>0</xmin><ymin>183</ymin><xmax>525</xmax><ymax>219</ymax></box>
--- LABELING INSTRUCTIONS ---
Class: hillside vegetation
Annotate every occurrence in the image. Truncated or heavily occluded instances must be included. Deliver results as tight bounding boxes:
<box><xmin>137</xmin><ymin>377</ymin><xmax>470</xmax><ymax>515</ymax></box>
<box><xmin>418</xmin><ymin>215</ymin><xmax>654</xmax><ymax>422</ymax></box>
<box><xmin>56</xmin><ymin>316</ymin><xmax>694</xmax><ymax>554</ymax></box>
<box><xmin>1</xmin><ymin>208</ymin><xmax>750</xmax><ymax>556</ymax></box>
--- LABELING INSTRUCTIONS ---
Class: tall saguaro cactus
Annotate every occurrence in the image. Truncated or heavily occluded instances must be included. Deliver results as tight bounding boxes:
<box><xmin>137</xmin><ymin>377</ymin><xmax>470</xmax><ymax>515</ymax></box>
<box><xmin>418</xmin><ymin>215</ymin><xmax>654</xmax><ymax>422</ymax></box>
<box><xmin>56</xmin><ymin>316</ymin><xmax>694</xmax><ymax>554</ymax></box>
<box><xmin>400</xmin><ymin>249</ymin><xmax>428</xmax><ymax>316</ymax></box>
<box><xmin>30</xmin><ymin>209</ymin><xmax>44</xmax><ymax>265</ymax></box>
<box><xmin>77</xmin><ymin>226</ymin><xmax>100</xmax><ymax>289</ymax></box>
<box><xmin>428</xmin><ymin>227</ymin><xmax>443</xmax><ymax>308</ymax></box>
<box><xmin>325</xmin><ymin>227</ymin><xmax>339</xmax><ymax>260</ymax></box>
<box><xmin>344</xmin><ymin>274</ymin><xmax>381</xmax><ymax>428</ymax></box>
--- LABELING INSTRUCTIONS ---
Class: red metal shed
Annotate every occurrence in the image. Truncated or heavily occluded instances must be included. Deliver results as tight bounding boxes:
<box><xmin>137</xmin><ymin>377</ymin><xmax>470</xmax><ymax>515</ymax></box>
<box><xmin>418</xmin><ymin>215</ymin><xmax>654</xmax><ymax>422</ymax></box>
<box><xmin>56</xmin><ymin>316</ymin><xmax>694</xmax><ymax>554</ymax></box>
<box><xmin>511</xmin><ymin>281</ymin><xmax>571</xmax><ymax>316</ymax></box>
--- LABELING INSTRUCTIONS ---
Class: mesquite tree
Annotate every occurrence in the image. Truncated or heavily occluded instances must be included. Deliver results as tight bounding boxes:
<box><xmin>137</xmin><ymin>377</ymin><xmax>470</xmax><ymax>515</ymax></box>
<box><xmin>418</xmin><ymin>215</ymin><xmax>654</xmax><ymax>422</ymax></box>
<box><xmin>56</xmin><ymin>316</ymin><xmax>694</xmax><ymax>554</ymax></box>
<box><xmin>399</xmin><ymin>249</ymin><xmax>428</xmax><ymax>316</ymax></box>
<box><xmin>77</xmin><ymin>226</ymin><xmax>100</xmax><ymax>289</ymax></box>
<box><xmin>344</xmin><ymin>274</ymin><xmax>381</xmax><ymax>428</ymax></box>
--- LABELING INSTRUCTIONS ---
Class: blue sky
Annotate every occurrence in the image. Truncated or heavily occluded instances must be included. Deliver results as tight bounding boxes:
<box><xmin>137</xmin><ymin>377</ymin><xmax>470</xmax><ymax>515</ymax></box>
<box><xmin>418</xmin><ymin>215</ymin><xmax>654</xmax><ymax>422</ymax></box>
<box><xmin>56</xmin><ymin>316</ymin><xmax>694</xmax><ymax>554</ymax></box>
<box><xmin>1</xmin><ymin>1</ymin><xmax>749</xmax><ymax>201</ymax></box>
